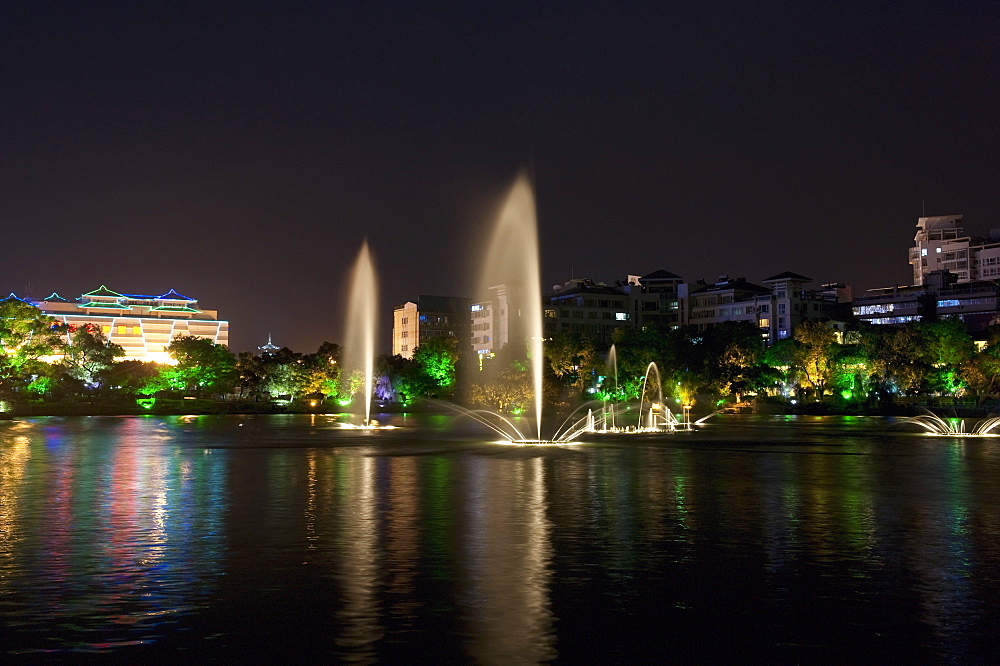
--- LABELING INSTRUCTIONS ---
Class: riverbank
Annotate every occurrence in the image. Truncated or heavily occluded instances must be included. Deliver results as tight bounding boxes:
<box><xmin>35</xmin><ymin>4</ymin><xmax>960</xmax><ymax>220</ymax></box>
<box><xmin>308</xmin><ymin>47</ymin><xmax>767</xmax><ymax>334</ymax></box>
<box><xmin>6</xmin><ymin>398</ymin><xmax>999</xmax><ymax>419</ymax></box>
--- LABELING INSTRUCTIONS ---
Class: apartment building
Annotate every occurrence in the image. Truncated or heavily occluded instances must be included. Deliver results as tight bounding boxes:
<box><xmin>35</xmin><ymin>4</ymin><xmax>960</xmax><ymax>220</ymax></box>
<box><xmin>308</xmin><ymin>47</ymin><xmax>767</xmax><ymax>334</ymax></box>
<box><xmin>908</xmin><ymin>215</ymin><xmax>1000</xmax><ymax>285</ymax></box>
<box><xmin>392</xmin><ymin>294</ymin><xmax>472</xmax><ymax>359</ymax></box>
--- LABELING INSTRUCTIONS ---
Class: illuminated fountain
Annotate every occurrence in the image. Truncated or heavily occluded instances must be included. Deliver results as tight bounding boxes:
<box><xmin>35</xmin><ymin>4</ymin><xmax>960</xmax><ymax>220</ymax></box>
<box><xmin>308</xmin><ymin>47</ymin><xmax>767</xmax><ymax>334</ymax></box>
<box><xmin>585</xmin><ymin>361</ymin><xmax>687</xmax><ymax>434</ymax></box>
<box><xmin>896</xmin><ymin>409</ymin><xmax>1000</xmax><ymax>437</ymax></box>
<box><xmin>339</xmin><ymin>239</ymin><xmax>394</xmax><ymax>430</ymax></box>
<box><xmin>472</xmin><ymin>171</ymin><xmax>551</xmax><ymax>444</ymax></box>
<box><xmin>460</xmin><ymin>173</ymin><xmax>697</xmax><ymax>444</ymax></box>
<box><xmin>604</xmin><ymin>344</ymin><xmax>620</xmax><ymax>430</ymax></box>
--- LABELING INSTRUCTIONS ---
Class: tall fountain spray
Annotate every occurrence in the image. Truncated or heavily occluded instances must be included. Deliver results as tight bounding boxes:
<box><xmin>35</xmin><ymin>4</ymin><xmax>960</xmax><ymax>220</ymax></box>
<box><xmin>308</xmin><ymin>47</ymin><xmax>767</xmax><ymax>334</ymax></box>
<box><xmin>607</xmin><ymin>344</ymin><xmax>619</xmax><ymax>429</ymax></box>
<box><xmin>478</xmin><ymin>172</ymin><xmax>545</xmax><ymax>441</ymax></box>
<box><xmin>343</xmin><ymin>239</ymin><xmax>378</xmax><ymax>426</ymax></box>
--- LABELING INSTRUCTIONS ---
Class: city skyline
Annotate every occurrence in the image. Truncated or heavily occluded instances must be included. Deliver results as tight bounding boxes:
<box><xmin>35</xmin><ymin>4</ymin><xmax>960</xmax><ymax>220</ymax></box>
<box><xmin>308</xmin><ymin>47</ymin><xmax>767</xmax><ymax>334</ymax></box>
<box><xmin>4</xmin><ymin>2</ymin><xmax>997</xmax><ymax>353</ymax></box>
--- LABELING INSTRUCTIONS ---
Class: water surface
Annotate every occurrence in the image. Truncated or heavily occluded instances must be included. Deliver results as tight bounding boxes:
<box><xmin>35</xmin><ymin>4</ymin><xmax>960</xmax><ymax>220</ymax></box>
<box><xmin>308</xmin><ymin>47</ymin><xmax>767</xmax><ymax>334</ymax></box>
<box><xmin>2</xmin><ymin>414</ymin><xmax>999</xmax><ymax>662</ymax></box>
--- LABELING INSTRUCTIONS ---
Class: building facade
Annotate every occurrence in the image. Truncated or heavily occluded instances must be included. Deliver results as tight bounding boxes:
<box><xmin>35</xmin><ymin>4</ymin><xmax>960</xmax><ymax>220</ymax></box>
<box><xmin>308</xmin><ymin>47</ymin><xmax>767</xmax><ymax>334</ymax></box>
<box><xmin>470</xmin><ymin>282</ymin><xmax>538</xmax><ymax>359</ymax></box>
<box><xmin>392</xmin><ymin>294</ymin><xmax>472</xmax><ymax>359</ymax></box>
<box><xmin>622</xmin><ymin>269</ymin><xmax>687</xmax><ymax>328</ymax></box>
<box><xmin>34</xmin><ymin>285</ymin><xmax>229</xmax><ymax>364</ymax></box>
<box><xmin>908</xmin><ymin>214</ymin><xmax>1000</xmax><ymax>286</ymax></box>
<box><xmin>853</xmin><ymin>270</ymin><xmax>1000</xmax><ymax>332</ymax></box>
<box><xmin>543</xmin><ymin>278</ymin><xmax>630</xmax><ymax>344</ymax></box>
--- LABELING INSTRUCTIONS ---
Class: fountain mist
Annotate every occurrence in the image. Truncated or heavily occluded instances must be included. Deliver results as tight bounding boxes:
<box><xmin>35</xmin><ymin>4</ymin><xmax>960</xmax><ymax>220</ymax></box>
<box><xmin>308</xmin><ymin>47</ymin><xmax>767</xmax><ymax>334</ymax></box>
<box><xmin>478</xmin><ymin>172</ymin><xmax>544</xmax><ymax>441</ymax></box>
<box><xmin>343</xmin><ymin>239</ymin><xmax>378</xmax><ymax>426</ymax></box>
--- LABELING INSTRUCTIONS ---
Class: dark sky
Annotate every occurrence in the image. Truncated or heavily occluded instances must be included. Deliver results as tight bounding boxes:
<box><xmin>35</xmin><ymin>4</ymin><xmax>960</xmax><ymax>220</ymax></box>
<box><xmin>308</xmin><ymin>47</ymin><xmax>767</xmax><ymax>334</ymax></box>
<box><xmin>4</xmin><ymin>1</ymin><xmax>998</xmax><ymax>354</ymax></box>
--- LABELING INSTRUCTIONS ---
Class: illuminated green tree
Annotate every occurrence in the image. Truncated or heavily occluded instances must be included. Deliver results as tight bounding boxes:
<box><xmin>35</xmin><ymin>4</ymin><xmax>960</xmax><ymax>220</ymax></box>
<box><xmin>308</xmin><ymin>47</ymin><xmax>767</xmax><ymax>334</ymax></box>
<box><xmin>0</xmin><ymin>297</ymin><xmax>63</xmax><ymax>398</ymax></box>
<box><xmin>337</xmin><ymin>368</ymin><xmax>366</xmax><ymax>406</ymax></box>
<box><xmin>412</xmin><ymin>335</ymin><xmax>460</xmax><ymax>397</ymax></box>
<box><xmin>102</xmin><ymin>360</ymin><xmax>164</xmax><ymax>396</ymax></box>
<box><xmin>375</xmin><ymin>353</ymin><xmax>427</xmax><ymax>405</ymax></box>
<box><xmin>921</xmin><ymin>319</ymin><xmax>974</xmax><ymax>395</ymax></box>
<box><xmin>164</xmin><ymin>335</ymin><xmax>236</xmax><ymax>397</ymax></box>
<box><xmin>611</xmin><ymin>324</ymin><xmax>682</xmax><ymax>400</ymax></box>
<box><xmin>830</xmin><ymin>341</ymin><xmax>871</xmax><ymax>403</ymax></box>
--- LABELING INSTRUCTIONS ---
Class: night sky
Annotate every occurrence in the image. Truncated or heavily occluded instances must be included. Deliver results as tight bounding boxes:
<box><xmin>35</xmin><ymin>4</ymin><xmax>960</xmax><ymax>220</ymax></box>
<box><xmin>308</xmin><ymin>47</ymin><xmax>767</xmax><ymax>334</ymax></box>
<box><xmin>4</xmin><ymin>2</ymin><xmax>998</xmax><ymax>354</ymax></box>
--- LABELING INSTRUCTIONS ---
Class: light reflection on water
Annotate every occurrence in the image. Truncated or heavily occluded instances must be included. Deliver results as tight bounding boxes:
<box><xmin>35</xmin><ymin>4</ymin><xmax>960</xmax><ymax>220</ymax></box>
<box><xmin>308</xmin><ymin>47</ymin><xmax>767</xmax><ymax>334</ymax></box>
<box><xmin>0</xmin><ymin>414</ymin><xmax>999</xmax><ymax>660</ymax></box>
<box><xmin>0</xmin><ymin>417</ymin><xmax>227</xmax><ymax>654</ymax></box>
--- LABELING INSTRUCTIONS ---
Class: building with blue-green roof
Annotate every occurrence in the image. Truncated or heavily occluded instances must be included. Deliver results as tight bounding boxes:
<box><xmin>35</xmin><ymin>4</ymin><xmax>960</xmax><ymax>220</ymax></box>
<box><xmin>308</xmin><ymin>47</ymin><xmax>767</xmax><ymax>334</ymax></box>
<box><xmin>32</xmin><ymin>286</ymin><xmax>229</xmax><ymax>363</ymax></box>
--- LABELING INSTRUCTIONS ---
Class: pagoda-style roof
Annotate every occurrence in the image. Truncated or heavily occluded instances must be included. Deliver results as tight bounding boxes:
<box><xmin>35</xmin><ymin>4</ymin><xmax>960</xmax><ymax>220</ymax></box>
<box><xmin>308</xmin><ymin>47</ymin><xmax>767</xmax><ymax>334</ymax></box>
<box><xmin>763</xmin><ymin>271</ymin><xmax>812</xmax><ymax>283</ymax></box>
<box><xmin>1</xmin><ymin>292</ymin><xmax>30</xmax><ymax>304</ymax></box>
<box><xmin>43</xmin><ymin>292</ymin><xmax>68</xmax><ymax>302</ymax></box>
<box><xmin>82</xmin><ymin>285</ymin><xmax>124</xmax><ymax>298</ymax></box>
<box><xmin>151</xmin><ymin>305</ymin><xmax>200</xmax><ymax>313</ymax></box>
<box><xmin>82</xmin><ymin>301</ymin><xmax>131</xmax><ymax>310</ymax></box>
<box><xmin>259</xmin><ymin>333</ymin><xmax>280</xmax><ymax>354</ymax></box>
<box><xmin>157</xmin><ymin>288</ymin><xmax>195</xmax><ymax>301</ymax></box>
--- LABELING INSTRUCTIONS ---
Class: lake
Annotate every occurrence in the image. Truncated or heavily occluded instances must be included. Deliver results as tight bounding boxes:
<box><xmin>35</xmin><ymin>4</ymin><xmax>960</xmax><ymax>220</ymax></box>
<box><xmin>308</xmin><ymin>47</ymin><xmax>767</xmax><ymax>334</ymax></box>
<box><xmin>2</xmin><ymin>413</ymin><xmax>999</xmax><ymax>662</ymax></box>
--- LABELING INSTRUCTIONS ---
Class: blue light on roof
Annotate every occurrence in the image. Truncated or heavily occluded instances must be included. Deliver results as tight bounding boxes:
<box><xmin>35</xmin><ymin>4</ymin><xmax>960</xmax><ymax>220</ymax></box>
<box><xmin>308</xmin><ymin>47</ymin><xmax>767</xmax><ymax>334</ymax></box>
<box><xmin>157</xmin><ymin>289</ymin><xmax>196</xmax><ymax>301</ymax></box>
<box><xmin>1</xmin><ymin>292</ymin><xmax>31</xmax><ymax>304</ymax></box>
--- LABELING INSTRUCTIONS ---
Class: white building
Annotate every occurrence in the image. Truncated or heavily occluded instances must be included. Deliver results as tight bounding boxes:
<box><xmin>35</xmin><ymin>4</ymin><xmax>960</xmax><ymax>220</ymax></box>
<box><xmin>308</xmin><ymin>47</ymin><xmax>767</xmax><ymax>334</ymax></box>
<box><xmin>392</xmin><ymin>295</ymin><xmax>472</xmax><ymax>359</ymax></box>
<box><xmin>35</xmin><ymin>285</ymin><xmax>229</xmax><ymax>364</ymax></box>
<box><xmin>470</xmin><ymin>283</ymin><xmax>531</xmax><ymax>359</ymax></box>
<box><xmin>908</xmin><ymin>215</ymin><xmax>1000</xmax><ymax>285</ymax></box>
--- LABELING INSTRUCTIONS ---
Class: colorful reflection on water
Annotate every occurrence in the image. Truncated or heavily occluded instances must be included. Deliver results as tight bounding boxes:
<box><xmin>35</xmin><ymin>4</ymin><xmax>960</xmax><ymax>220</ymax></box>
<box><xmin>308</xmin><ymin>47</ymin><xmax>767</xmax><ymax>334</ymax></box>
<box><xmin>1</xmin><ymin>414</ymin><xmax>1000</xmax><ymax>661</ymax></box>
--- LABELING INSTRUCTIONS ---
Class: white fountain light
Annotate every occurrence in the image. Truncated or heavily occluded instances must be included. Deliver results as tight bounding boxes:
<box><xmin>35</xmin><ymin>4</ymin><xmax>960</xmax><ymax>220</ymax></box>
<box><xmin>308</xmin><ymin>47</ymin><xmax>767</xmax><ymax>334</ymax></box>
<box><xmin>897</xmin><ymin>409</ymin><xmax>1000</xmax><ymax>437</ymax></box>
<box><xmin>342</xmin><ymin>240</ymin><xmax>381</xmax><ymax>430</ymax></box>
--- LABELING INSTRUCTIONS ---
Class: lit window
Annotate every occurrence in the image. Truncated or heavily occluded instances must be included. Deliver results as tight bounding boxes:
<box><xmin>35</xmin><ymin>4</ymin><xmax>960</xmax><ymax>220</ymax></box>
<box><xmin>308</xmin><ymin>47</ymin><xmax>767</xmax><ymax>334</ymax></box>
<box><xmin>133</xmin><ymin>326</ymin><xmax>140</xmax><ymax>335</ymax></box>
<box><xmin>921</xmin><ymin>248</ymin><xmax>928</xmax><ymax>257</ymax></box>
<box><xmin>118</xmin><ymin>325</ymin><xmax>126</xmax><ymax>335</ymax></box>
<box><xmin>936</xmin><ymin>247</ymin><xmax>942</xmax><ymax>253</ymax></box>
<box><xmin>616</xmin><ymin>312</ymin><xmax>628</xmax><ymax>320</ymax></box>
<box><xmin>102</xmin><ymin>325</ymin><xmax>110</xmax><ymax>334</ymax></box>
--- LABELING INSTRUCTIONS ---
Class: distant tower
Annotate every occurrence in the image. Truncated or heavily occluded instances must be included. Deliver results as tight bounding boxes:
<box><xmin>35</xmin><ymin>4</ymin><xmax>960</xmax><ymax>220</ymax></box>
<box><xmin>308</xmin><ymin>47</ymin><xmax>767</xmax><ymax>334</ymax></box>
<box><xmin>258</xmin><ymin>333</ymin><xmax>280</xmax><ymax>356</ymax></box>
